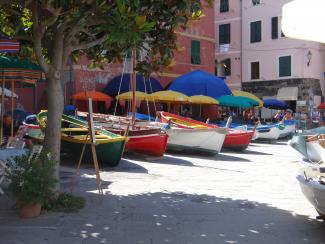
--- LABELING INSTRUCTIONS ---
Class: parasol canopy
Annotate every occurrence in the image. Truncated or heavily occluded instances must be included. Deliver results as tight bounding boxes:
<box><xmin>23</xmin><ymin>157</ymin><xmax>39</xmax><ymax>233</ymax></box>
<box><xmin>167</xmin><ymin>70</ymin><xmax>232</xmax><ymax>97</ymax></box>
<box><xmin>150</xmin><ymin>91</ymin><xmax>189</xmax><ymax>103</ymax></box>
<box><xmin>263</xmin><ymin>98</ymin><xmax>289</xmax><ymax>110</ymax></box>
<box><xmin>103</xmin><ymin>74</ymin><xmax>162</xmax><ymax>95</ymax></box>
<box><xmin>217</xmin><ymin>95</ymin><xmax>253</xmax><ymax>108</ymax></box>
<box><xmin>72</xmin><ymin>91</ymin><xmax>112</xmax><ymax>102</ymax></box>
<box><xmin>116</xmin><ymin>91</ymin><xmax>150</xmax><ymax>101</ymax></box>
<box><xmin>232</xmin><ymin>90</ymin><xmax>263</xmax><ymax>107</ymax></box>
<box><xmin>317</xmin><ymin>103</ymin><xmax>325</xmax><ymax>110</ymax></box>
<box><xmin>0</xmin><ymin>56</ymin><xmax>42</xmax><ymax>84</ymax></box>
<box><xmin>189</xmin><ymin>95</ymin><xmax>219</xmax><ymax>105</ymax></box>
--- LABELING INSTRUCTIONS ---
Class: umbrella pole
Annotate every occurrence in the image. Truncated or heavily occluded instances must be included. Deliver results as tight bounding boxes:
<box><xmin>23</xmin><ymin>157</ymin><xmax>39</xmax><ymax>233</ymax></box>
<box><xmin>0</xmin><ymin>77</ymin><xmax>4</xmax><ymax>145</ymax></box>
<box><xmin>11</xmin><ymin>80</ymin><xmax>14</xmax><ymax>137</ymax></box>
<box><xmin>131</xmin><ymin>49</ymin><xmax>136</xmax><ymax>129</ymax></box>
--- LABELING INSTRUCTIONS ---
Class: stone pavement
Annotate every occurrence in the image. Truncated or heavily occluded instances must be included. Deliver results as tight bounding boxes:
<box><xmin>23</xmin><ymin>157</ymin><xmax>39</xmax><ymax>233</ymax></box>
<box><xmin>1</xmin><ymin>141</ymin><xmax>325</xmax><ymax>244</ymax></box>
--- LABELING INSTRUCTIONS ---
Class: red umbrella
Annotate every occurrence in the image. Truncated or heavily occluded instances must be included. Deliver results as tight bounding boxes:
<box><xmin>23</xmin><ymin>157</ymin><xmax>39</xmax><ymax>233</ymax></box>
<box><xmin>317</xmin><ymin>103</ymin><xmax>325</xmax><ymax>109</ymax></box>
<box><xmin>72</xmin><ymin>91</ymin><xmax>112</xmax><ymax>102</ymax></box>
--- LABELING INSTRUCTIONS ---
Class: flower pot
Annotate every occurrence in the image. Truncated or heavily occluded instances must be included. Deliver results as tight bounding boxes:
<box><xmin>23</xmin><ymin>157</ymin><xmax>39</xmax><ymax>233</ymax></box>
<box><xmin>19</xmin><ymin>202</ymin><xmax>41</xmax><ymax>218</ymax></box>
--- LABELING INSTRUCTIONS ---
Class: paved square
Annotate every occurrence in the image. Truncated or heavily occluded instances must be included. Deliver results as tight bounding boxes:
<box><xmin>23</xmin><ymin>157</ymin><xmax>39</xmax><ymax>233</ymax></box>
<box><xmin>1</xmin><ymin>141</ymin><xmax>325</xmax><ymax>243</ymax></box>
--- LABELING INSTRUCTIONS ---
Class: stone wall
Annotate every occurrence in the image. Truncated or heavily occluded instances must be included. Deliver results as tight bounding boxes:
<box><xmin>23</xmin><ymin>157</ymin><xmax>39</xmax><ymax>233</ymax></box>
<box><xmin>242</xmin><ymin>78</ymin><xmax>322</xmax><ymax>101</ymax></box>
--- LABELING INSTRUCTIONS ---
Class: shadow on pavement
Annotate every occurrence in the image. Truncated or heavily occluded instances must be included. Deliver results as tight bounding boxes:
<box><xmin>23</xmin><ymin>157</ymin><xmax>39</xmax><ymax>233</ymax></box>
<box><xmin>241</xmin><ymin>149</ymin><xmax>273</xmax><ymax>156</ymax></box>
<box><xmin>1</xmin><ymin>176</ymin><xmax>325</xmax><ymax>244</ymax></box>
<box><xmin>124</xmin><ymin>152</ymin><xmax>195</xmax><ymax>167</ymax></box>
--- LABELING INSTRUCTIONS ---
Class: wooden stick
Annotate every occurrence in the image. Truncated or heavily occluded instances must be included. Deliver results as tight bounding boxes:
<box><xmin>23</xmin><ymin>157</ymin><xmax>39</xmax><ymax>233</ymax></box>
<box><xmin>11</xmin><ymin>80</ymin><xmax>14</xmax><ymax>137</ymax></box>
<box><xmin>71</xmin><ymin>131</ymin><xmax>90</xmax><ymax>193</ymax></box>
<box><xmin>0</xmin><ymin>76</ymin><xmax>5</xmax><ymax>145</ymax></box>
<box><xmin>88</xmin><ymin>97</ymin><xmax>103</xmax><ymax>195</ymax></box>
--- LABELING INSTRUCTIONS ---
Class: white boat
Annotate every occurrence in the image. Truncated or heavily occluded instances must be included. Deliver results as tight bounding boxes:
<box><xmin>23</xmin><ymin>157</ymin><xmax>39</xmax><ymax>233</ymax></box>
<box><xmin>306</xmin><ymin>135</ymin><xmax>325</xmax><ymax>163</ymax></box>
<box><xmin>278</xmin><ymin>120</ymin><xmax>296</xmax><ymax>138</ymax></box>
<box><xmin>290</xmin><ymin>133</ymin><xmax>325</xmax><ymax>163</ymax></box>
<box><xmin>297</xmin><ymin>174</ymin><xmax>325</xmax><ymax>217</ymax></box>
<box><xmin>255</xmin><ymin>124</ymin><xmax>282</xmax><ymax>140</ymax></box>
<box><xmin>165</xmin><ymin>127</ymin><xmax>227</xmax><ymax>154</ymax></box>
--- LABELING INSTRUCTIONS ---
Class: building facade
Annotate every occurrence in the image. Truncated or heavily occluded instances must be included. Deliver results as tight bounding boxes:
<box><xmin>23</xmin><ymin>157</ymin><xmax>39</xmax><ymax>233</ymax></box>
<box><xmin>241</xmin><ymin>0</ymin><xmax>325</xmax><ymax>110</ymax></box>
<box><xmin>215</xmin><ymin>0</ymin><xmax>242</xmax><ymax>90</ymax></box>
<box><xmin>158</xmin><ymin>2</ymin><xmax>216</xmax><ymax>88</ymax></box>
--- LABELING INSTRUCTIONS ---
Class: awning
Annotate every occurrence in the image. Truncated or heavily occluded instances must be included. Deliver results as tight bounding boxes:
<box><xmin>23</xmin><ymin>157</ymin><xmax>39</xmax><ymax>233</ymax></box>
<box><xmin>277</xmin><ymin>87</ymin><xmax>298</xmax><ymax>101</ymax></box>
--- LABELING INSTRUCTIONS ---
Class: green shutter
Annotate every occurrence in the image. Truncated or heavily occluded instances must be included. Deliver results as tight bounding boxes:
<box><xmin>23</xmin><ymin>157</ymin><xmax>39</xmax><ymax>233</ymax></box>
<box><xmin>219</xmin><ymin>24</ymin><xmax>230</xmax><ymax>44</ymax></box>
<box><xmin>251</xmin><ymin>21</ymin><xmax>261</xmax><ymax>43</ymax></box>
<box><xmin>279</xmin><ymin>56</ymin><xmax>291</xmax><ymax>77</ymax></box>
<box><xmin>220</xmin><ymin>0</ymin><xmax>229</xmax><ymax>12</ymax></box>
<box><xmin>191</xmin><ymin>40</ymin><xmax>201</xmax><ymax>65</ymax></box>
<box><xmin>272</xmin><ymin>17</ymin><xmax>278</xmax><ymax>39</ymax></box>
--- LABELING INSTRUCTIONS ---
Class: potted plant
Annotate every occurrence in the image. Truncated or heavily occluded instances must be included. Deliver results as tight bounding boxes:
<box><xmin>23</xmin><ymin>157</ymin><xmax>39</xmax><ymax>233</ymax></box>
<box><xmin>5</xmin><ymin>152</ymin><xmax>57</xmax><ymax>218</ymax></box>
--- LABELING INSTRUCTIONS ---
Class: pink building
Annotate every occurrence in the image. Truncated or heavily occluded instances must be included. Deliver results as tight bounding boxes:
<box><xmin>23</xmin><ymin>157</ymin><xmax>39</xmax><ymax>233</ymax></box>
<box><xmin>241</xmin><ymin>0</ymin><xmax>325</xmax><ymax>110</ymax></box>
<box><xmin>215</xmin><ymin>0</ymin><xmax>242</xmax><ymax>90</ymax></box>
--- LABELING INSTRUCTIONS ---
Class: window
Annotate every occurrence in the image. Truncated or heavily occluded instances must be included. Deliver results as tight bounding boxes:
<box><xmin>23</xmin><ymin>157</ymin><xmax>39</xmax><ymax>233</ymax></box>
<box><xmin>191</xmin><ymin>40</ymin><xmax>201</xmax><ymax>65</ymax></box>
<box><xmin>279</xmin><ymin>56</ymin><xmax>291</xmax><ymax>77</ymax></box>
<box><xmin>251</xmin><ymin>62</ymin><xmax>260</xmax><ymax>80</ymax></box>
<box><xmin>250</xmin><ymin>21</ymin><xmax>261</xmax><ymax>43</ymax></box>
<box><xmin>252</xmin><ymin>0</ymin><xmax>260</xmax><ymax>5</ymax></box>
<box><xmin>219</xmin><ymin>24</ymin><xmax>231</xmax><ymax>44</ymax></box>
<box><xmin>271</xmin><ymin>17</ymin><xmax>278</xmax><ymax>39</ymax></box>
<box><xmin>220</xmin><ymin>0</ymin><xmax>229</xmax><ymax>12</ymax></box>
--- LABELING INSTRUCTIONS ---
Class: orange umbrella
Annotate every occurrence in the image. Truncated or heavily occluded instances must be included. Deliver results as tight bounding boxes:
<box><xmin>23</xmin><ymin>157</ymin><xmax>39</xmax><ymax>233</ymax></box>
<box><xmin>72</xmin><ymin>91</ymin><xmax>112</xmax><ymax>102</ymax></box>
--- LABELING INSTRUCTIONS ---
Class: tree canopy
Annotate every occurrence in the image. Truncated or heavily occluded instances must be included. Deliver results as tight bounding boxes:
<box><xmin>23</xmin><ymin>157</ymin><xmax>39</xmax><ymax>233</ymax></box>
<box><xmin>0</xmin><ymin>0</ymin><xmax>211</xmax><ymax>76</ymax></box>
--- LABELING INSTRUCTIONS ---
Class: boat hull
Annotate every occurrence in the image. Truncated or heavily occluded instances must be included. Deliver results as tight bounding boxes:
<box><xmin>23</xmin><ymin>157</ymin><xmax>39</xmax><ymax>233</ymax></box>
<box><xmin>223</xmin><ymin>130</ymin><xmax>254</xmax><ymax>151</ymax></box>
<box><xmin>255</xmin><ymin>126</ymin><xmax>282</xmax><ymax>140</ymax></box>
<box><xmin>124</xmin><ymin>133</ymin><xmax>168</xmax><ymax>157</ymax></box>
<box><xmin>279</xmin><ymin>124</ymin><xmax>295</xmax><ymax>138</ymax></box>
<box><xmin>160</xmin><ymin>111</ymin><xmax>252</xmax><ymax>151</ymax></box>
<box><xmin>61</xmin><ymin>138</ymin><xmax>125</xmax><ymax>167</ymax></box>
<box><xmin>166</xmin><ymin>127</ymin><xmax>227</xmax><ymax>154</ymax></box>
<box><xmin>297</xmin><ymin>175</ymin><xmax>325</xmax><ymax>216</ymax></box>
<box><xmin>306</xmin><ymin>140</ymin><xmax>325</xmax><ymax>163</ymax></box>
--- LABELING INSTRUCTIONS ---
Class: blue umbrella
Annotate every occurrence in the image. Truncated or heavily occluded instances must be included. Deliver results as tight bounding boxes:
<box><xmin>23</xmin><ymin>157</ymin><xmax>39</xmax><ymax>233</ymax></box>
<box><xmin>263</xmin><ymin>99</ymin><xmax>288</xmax><ymax>109</ymax></box>
<box><xmin>103</xmin><ymin>74</ymin><xmax>162</xmax><ymax>95</ymax></box>
<box><xmin>167</xmin><ymin>70</ymin><xmax>232</xmax><ymax>98</ymax></box>
<box><xmin>217</xmin><ymin>95</ymin><xmax>252</xmax><ymax>108</ymax></box>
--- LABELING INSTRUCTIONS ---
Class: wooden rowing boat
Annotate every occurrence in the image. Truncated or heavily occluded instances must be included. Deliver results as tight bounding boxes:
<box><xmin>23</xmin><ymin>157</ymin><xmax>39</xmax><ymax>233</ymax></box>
<box><xmin>37</xmin><ymin>110</ymin><xmax>127</xmax><ymax>167</ymax></box>
<box><xmin>160</xmin><ymin>112</ymin><xmax>253</xmax><ymax>151</ymax></box>
<box><xmin>159</xmin><ymin>112</ymin><xmax>228</xmax><ymax>154</ymax></box>
<box><xmin>77</xmin><ymin>112</ymin><xmax>168</xmax><ymax>157</ymax></box>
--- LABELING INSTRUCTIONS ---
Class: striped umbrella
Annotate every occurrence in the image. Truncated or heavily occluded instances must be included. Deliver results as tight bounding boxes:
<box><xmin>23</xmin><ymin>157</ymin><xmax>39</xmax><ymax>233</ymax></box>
<box><xmin>0</xmin><ymin>34</ymin><xmax>20</xmax><ymax>53</ymax></box>
<box><xmin>0</xmin><ymin>56</ymin><xmax>42</xmax><ymax>140</ymax></box>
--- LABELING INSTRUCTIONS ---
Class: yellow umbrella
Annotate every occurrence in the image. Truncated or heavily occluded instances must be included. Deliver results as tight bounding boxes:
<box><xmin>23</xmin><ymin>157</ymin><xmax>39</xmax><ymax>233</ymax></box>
<box><xmin>232</xmin><ymin>90</ymin><xmax>263</xmax><ymax>107</ymax></box>
<box><xmin>149</xmin><ymin>91</ymin><xmax>189</xmax><ymax>103</ymax></box>
<box><xmin>189</xmin><ymin>95</ymin><xmax>219</xmax><ymax>105</ymax></box>
<box><xmin>116</xmin><ymin>91</ymin><xmax>151</xmax><ymax>101</ymax></box>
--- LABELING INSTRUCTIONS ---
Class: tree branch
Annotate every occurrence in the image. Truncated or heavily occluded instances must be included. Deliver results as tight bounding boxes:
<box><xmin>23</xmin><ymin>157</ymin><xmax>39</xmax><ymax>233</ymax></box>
<box><xmin>31</xmin><ymin>2</ymin><xmax>50</xmax><ymax>73</ymax></box>
<box><xmin>71</xmin><ymin>34</ymin><xmax>108</xmax><ymax>51</ymax></box>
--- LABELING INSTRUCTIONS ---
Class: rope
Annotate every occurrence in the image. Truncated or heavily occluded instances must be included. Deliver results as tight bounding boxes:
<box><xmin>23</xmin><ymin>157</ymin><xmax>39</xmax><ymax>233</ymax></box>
<box><xmin>113</xmin><ymin>55</ymin><xmax>128</xmax><ymax>117</ymax></box>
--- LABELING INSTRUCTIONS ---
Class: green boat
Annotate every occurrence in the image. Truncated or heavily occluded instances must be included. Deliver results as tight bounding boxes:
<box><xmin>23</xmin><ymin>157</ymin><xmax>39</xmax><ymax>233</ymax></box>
<box><xmin>37</xmin><ymin>110</ymin><xmax>127</xmax><ymax>167</ymax></box>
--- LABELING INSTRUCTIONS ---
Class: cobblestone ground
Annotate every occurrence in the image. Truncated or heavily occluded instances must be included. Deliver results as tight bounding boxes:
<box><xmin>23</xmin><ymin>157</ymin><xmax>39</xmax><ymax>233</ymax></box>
<box><xmin>1</xmin><ymin>140</ymin><xmax>325</xmax><ymax>244</ymax></box>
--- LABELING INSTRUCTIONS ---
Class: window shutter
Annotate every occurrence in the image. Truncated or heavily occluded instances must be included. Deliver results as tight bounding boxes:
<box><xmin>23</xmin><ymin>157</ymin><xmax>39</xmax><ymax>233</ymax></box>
<box><xmin>191</xmin><ymin>40</ymin><xmax>201</xmax><ymax>65</ymax></box>
<box><xmin>279</xmin><ymin>56</ymin><xmax>291</xmax><ymax>77</ymax></box>
<box><xmin>250</xmin><ymin>21</ymin><xmax>261</xmax><ymax>43</ymax></box>
<box><xmin>219</xmin><ymin>24</ymin><xmax>230</xmax><ymax>44</ymax></box>
<box><xmin>220</xmin><ymin>0</ymin><xmax>229</xmax><ymax>12</ymax></box>
<box><xmin>272</xmin><ymin>17</ymin><xmax>278</xmax><ymax>39</ymax></box>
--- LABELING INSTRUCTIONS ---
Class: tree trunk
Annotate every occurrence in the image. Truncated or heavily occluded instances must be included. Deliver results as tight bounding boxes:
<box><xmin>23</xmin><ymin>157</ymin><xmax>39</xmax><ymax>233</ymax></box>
<box><xmin>44</xmin><ymin>71</ymin><xmax>64</xmax><ymax>192</ymax></box>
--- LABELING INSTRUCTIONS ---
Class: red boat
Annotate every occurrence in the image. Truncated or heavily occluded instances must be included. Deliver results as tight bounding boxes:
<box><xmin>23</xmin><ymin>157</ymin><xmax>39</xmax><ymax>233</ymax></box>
<box><xmin>77</xmin><ymin>112</ymin><xmax>168</xmax><ymax>157</ymax></box>
<box><xmin>160</xmin><ymin>111</ymin><xmax>254</xmax><ymax>151</ymax></box>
